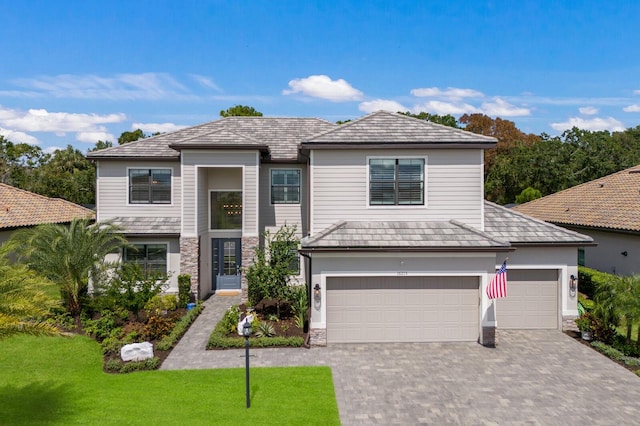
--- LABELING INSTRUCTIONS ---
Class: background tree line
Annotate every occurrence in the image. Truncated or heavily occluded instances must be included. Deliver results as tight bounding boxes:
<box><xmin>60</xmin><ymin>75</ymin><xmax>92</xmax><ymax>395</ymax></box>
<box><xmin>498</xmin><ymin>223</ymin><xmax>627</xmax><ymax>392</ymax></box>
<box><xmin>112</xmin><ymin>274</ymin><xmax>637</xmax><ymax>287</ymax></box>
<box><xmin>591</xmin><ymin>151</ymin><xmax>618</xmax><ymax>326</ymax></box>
<box><xmin>2</xmin><ymin>105</ymin><xmax>640</xmax><ymax>206</ymax></box>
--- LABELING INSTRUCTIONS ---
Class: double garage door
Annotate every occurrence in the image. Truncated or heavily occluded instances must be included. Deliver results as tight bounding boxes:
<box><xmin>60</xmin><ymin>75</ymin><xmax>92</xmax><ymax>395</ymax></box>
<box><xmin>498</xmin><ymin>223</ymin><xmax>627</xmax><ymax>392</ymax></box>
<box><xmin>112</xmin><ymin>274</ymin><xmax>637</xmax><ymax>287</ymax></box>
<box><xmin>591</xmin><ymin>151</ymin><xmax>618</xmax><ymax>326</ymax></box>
<box><xmin>326</xmin><ymin>276</ymin><xmax>479</xmax><ymax>343</ymax></box>
<box><xmin>326</xmin><ymin>270</ymin><xmax>559</xmax><ymax>343</ymax></box>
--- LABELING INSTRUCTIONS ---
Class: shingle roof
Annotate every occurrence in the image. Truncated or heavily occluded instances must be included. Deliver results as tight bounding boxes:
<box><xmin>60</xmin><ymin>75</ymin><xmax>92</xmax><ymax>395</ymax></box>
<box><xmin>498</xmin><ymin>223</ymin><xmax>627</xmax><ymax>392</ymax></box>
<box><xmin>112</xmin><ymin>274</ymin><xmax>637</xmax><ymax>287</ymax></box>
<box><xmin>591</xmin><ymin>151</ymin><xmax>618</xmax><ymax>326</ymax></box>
<box><xmin>302</xmin><ymin>111</ymin><xmax>498</xmax><ymax>147</ymax></box>
<box><xmin>0</xmin><ymin>184</ymin><xmax>94</xmax><ymax>229</ymax></box>
<box><xmin>87</xmin><ymin>116</ymin><xmax>336</xmax><ymax>161</ymax></box>
<box><xmin>512</xmin><ymin>165</ymin><xmax>640</xmax><ymax>233</ymax></box>
<box><xmin>484</xmin><ymin>201</ymin><xmax>594</xmax><ymax>245</ymax></box>
<box><xmin>110</xmin><ymin>217</ymin><xmax>181</xmax><ymax>235</ymax></box>
<box><xmin>301</xmin><ymin>201</ymin><xmax>593</xmax><ymax>250</ymax></box>
<box><xmin>301</xmin><ymin>220</ymin><xmax>511</xmax><ymax>250</ymax></box>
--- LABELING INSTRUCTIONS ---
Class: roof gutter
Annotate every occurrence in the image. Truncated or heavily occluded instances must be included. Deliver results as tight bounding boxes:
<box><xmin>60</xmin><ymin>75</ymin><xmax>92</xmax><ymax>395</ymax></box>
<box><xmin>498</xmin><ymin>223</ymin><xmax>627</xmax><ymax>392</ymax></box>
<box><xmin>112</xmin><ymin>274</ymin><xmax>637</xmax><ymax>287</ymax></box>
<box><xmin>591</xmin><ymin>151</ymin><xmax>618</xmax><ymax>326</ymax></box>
<box><xmin>299</xmin><ymin>246</ymin><xmax>514</xmax><ymax>253</ymax></box>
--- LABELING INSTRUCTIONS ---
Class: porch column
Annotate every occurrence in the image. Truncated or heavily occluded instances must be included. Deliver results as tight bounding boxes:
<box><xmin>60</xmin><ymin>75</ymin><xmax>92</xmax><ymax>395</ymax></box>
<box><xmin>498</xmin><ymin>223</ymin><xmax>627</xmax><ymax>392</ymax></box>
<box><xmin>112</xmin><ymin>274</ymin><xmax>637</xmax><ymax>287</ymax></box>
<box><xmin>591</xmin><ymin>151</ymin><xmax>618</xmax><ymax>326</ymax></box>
<box><xmin>180</xmin><ymin>236</ymin><xmax>200</xmax><ymax>299</ymax></box>
<box><xmin>241</xmin><ymin>236</ymin><xmax>259</xmax><ymax>303</ymax></box>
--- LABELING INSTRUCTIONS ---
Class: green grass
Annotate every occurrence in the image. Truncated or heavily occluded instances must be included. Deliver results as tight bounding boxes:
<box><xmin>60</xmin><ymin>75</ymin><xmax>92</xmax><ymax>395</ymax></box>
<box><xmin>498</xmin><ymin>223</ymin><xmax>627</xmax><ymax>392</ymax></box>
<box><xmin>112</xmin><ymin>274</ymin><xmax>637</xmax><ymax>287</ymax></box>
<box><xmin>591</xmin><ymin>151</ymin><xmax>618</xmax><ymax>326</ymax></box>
<box><xmin>0</xmin><ymin>335</ymin><xmax>340</xmax><ymax>425</ymax></box>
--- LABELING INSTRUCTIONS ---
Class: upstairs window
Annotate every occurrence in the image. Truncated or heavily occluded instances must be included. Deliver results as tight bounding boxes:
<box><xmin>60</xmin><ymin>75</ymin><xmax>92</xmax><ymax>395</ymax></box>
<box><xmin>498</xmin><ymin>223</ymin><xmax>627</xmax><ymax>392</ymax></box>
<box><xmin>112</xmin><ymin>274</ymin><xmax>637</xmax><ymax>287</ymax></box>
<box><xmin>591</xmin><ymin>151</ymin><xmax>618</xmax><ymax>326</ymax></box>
<box><xmin>271</xmin><ymin>169</ymin><xmax>300</xmax><ymax>204</ymax></box>
<box><xmin>211</xmin><ymin>191</ymin><xmax>243</xmax><ymax>230</ymax></box>
<box><xmin>369</xmin><ymin>159</ymin><xmax>424</xmax><ymax>206</ymax></box>
<box><xmin>123</xmin><ymin>243</ymin><xmax>168</xmax><ymax>274</ymax></box>
<box><xmin>129</xmin><ymin>169</ymin><xmax>171</xmax><ymax>204</ymax></box>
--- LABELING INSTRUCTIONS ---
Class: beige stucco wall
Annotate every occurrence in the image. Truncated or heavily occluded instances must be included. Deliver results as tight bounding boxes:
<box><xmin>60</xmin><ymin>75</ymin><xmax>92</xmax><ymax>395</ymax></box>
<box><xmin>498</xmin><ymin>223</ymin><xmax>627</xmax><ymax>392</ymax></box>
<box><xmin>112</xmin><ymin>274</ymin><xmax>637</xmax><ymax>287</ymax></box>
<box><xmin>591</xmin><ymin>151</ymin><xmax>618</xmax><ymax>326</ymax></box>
<box><xmin>569</xmin><ymin>227</ymin><xmax>640</xmax><ymax>276</ymax></box>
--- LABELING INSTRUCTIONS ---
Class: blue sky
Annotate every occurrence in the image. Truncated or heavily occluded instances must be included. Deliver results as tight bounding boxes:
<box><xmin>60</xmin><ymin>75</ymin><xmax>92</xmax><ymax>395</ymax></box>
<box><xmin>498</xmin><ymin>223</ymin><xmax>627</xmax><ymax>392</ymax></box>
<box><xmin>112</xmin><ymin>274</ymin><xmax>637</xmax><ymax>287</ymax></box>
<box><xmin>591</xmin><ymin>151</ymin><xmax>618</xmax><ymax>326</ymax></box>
<box><xmin>1</xmin><ymin>0</ymin><xmax>639</xmax><ymax>153</ymax></box>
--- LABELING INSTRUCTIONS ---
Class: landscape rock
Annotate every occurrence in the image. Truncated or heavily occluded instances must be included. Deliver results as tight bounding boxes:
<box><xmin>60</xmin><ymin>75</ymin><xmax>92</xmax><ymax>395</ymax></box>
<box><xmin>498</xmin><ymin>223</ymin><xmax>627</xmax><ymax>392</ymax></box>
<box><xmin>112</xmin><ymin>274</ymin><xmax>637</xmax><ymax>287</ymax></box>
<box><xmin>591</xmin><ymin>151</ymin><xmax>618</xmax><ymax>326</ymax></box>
<box><xmin>120</xmin><ymin>342</ymin><xmax>154</xmax><ymax>362</ymax></box>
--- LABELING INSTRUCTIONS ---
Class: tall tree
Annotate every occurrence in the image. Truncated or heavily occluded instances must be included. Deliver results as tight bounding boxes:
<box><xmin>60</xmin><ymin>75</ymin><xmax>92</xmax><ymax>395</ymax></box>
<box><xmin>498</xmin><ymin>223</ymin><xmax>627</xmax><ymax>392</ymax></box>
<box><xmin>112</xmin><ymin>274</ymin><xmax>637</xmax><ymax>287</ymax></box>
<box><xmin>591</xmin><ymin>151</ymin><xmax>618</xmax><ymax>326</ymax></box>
<box><xmin>90</xmin><ymin>140</ymin><xmax>113</xmax><ymax>151</ymax></box>
<box><xmin>35</xmin><ymin>145</ymin><xmax>95</xmax><ymax>205</ymax></box>
<box><xmin>118</xmin><ymin>129</ymin><xmax>145</xmax><ymax>145</ymax></box>
<box><xmin>0</xmin><ymin>135</ymin><xmax>48</xmax><ymax>190</ymax></box>
<box><xmin>219</xmin><ymin>105</ymin><xmax>263</xmax><ymax>117</ymax></box>
<box><xmin>399</xmin><ymin>111</ymin><xmax>459</xmax><ymax>128</ymax></box>
<box><xmin>11</xmin><ymin>219</ymin><xmax>127</xmax><ymax>316</ymax></box>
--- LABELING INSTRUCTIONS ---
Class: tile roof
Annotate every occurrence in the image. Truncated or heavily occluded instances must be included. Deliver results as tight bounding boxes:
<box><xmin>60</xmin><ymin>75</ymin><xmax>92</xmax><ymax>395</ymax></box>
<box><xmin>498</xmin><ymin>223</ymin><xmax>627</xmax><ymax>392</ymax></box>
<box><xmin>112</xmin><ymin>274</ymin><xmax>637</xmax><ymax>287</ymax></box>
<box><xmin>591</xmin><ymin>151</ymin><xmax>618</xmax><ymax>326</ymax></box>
<box><xmin>110</xmin><ymin>217</ymin><xmax>181</xmax><ymax>235</ymax></box>
<box><xmin>301</xmin><ymin>201</ymin><xmax>593</xmax><ymax>250</ymax></box>
<box><xmin>512</xmin><ymin>165</ymin><xmax>640</xmax><ymax>233</ymax></box>
<box><xmin>484</xmin><ymin>201</ymin><xmax>594</xmax><ymax>245</ymax></box>
<box><xmin>0</xmin><ymin>184</ymin><xmax>94</xmax><ymax>229</ymax></box>
<box><xmin>301</xmin><ymin>220</ymin><xmax>511</xmax><ymax>250</ymax></box>
<box><xmin>302</xmin><ymin>111</ymin><xmax>498</xmax><ymax>146</ymax></box>
<box><xmin>88</xmin><ymin>116</ymin><xmax>336</xmax><ymax>161</ymax></box>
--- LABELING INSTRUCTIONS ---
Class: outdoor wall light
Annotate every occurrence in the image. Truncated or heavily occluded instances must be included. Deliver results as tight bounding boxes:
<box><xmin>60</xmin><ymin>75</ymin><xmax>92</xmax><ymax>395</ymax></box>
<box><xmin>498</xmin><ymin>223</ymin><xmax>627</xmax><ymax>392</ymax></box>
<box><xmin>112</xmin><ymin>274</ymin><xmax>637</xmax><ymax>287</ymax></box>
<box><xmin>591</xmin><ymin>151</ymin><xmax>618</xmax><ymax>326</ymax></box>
<box><xmin>314</xmin><ymin>283</ymin><xmax>321</xmax><ymax>299</ymax></box>
<box><xmin>569</xmin><ymin>274</ymin><xmax>578</xmax><ymax>297</ymax></box>
<box><xmin>621</xmin><ymin>251</ymin><xmax>628</xmax><ymax>257</ymax></box>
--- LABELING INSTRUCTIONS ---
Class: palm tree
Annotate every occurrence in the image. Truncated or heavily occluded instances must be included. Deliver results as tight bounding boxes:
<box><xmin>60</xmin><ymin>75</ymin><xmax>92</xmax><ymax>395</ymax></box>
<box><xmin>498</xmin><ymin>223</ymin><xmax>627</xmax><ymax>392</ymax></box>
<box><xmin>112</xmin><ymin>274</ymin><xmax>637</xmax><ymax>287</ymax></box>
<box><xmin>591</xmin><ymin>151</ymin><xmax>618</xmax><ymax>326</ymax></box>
<box><xmin>11</xmin><ymin>218</ymin><xmax>126</xmax><ymax>316</ymax></box>
<box><xmin>0</xmin><ymin>244</ymin><xmax>61</xmax><ymax>340</ymax></box>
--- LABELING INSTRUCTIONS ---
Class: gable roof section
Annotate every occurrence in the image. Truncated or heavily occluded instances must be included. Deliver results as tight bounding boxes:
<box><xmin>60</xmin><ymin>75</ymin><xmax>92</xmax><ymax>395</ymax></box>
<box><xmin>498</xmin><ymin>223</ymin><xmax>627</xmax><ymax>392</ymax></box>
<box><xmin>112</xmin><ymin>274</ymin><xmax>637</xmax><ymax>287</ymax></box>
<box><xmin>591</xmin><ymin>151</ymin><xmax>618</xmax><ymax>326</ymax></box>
<box><xmin>302</xmin><ymin>111</ymin><xmax>497</xmax><ymax>149</ymax></box>
<box><xmin>0</xmin><ymin>184</ymin><xmax>94</xmax><ymax>229</ymax></box>
<box><xmin>301</xmin><ymin>220</ymin><xmax>511</xmax><ymax>251</ymax></box>
<box><xmin>88</xmin><ymin>116</ymin><xmax>336</xmax><ymax>161</ymax></box>
<box><xmin>484</xmin><ymin>201</ymin><xmax>594</xmax><ymax>245</ymax></box>
<box><xmin>512</xmin><ymin>165</ymin><xmax>640</xmax><ymax>233</ymax></box>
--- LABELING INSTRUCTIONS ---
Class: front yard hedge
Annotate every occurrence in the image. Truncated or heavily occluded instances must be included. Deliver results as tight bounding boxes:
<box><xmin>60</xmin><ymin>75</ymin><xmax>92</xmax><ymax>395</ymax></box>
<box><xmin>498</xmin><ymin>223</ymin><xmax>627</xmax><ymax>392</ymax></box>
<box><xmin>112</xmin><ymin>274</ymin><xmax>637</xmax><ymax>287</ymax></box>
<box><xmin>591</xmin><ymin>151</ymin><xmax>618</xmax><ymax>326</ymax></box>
<box><xmin>578</xmin><ymin>266</ymin><xmax>615</xmax><ymax>299</ymax></box>
<box><xmin>207</xmin><ymin>331</ymin><xmax>304</xmax><ymax>349</ymax></box>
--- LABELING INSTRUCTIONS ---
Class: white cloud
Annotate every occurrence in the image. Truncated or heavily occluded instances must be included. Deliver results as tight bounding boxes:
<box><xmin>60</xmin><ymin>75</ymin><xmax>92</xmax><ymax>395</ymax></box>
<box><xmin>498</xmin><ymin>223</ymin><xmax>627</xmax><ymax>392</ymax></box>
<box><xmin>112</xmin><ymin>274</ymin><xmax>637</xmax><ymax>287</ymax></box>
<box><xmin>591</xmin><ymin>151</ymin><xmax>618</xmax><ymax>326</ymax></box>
<box><xmin>283</xmin><ymin>75</ymin><xmax>363</xmax><ymax>102</ymax></box>
<box><xmin>413</xmin><ymin>100</ymin><xmax>478</xmax><ymax>115</ymax></box>
<box><xmin>7</xmin><ymin>73</ymin><xmax>196</xmax><ymax>100</ymax></box>
<box><xmin>0</xmin><ymin>127</ymin><xmax>39</xmax><ymax>145</ymax></box>
<box><xmin>44</xmin><ymin>146</ymin><xmax>64</xmax><ymax>154</ymax></box>
<box><xmin>0</xmin><ymin>105</ymin><xmax>125</xmax><ymax>144</ymax></box>
<box><xmin>579</xmin><ymin>106</ymin><xmax>598</xmax><ymax>115</ymax></box>
<box><xmin>550</xmin><ymin>116</ymin><xmax>625</xmax><ymax>132</ymax></box>
<box><xmin>410</xmin><ymin>87</ymin><xmax>484</xmax><ymax>99</ymax></box>
<box><xmin>481</xmin><ymin>98</ymin><xmax>531</xmax><ymax>117</ymax></box>
<box><xmin>358</xmin><ymin>99</ymin><xmax>408</xmax><ymax>113</ymax></box>
<box><xmin>76</xmin><ymin>131</ymin><xmax>114</xmax><ymax>143</ymax></box>
<box><xmin>634</xmin><ymin>89</ymin><xmax>640</xmax><ymax>95</ymax></box>
<box><xmin>623</xmin><ymin>104</ymin><xmax>640</xmax><ymax>112</ymax></box>
<box><xmin>132</xmin><ymin>122</ymin><xmax>188</xmax><ymax>134</ymax></box>
<box><xmin>189</xmin><ymin>74</ymin><xmax>222</xmax><ymax>92</ymax></box>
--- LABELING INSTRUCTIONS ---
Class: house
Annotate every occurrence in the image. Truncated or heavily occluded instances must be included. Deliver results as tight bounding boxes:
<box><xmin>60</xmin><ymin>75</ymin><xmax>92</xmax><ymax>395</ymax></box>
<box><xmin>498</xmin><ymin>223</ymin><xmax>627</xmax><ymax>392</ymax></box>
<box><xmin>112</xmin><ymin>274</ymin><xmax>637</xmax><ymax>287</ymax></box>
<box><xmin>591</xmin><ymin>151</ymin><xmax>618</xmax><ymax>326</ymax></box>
<box><xmin>0</xmin><ymin>183</ymin><xmax>95</xmax><ymax>245</ymax></box>
<box><xmin>513</xmin><ymin>165</ymin><xmax>640</xmax><ymax>276</ymax></box>
<box><xmin>87</xmin><ymin>111</ymin><xmax>592</xmax><ymax>346</ymax></box>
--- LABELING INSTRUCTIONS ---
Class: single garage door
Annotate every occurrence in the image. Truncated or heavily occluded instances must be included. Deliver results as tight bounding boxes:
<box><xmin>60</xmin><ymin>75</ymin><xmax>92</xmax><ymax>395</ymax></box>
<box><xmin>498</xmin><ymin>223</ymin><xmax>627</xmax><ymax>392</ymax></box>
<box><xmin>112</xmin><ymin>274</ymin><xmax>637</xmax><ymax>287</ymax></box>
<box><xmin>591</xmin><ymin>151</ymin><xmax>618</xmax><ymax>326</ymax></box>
<box><xmin>497</xmin><ymin>269</ymin><xmax>558</xmax><ymax>329</ymax></box>
<box><xmin>326</xmin><ymin>276</ymin><xmax>479</xmax><ymax>343</ymax></box>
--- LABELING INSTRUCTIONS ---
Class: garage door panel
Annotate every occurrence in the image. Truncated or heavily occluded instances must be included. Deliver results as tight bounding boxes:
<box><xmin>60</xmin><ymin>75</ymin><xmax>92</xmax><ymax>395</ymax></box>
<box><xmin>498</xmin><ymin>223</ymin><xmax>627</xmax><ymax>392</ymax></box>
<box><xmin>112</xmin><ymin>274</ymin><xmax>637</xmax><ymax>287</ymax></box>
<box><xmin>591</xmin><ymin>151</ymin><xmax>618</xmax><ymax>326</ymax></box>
<box><xmin>497</xmin><ymin>269</ymin><xmax>558</xmax><ymax>329</ymax></box>
<box><xmin>327</xmin><ymin>276</ymin><xmax>479</xmax><ymax>343</ymax></box>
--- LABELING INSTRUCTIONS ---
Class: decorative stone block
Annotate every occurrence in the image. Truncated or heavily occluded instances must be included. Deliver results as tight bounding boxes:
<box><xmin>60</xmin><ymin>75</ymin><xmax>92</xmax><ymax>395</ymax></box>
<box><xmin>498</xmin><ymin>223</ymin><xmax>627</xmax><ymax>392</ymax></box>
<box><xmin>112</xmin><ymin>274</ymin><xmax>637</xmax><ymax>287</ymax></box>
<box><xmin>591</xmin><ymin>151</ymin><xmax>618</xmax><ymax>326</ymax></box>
<box><xmin>121</xmin><ymin>342</ymin><xmax>154</xmax><ymax>362</ymax></box>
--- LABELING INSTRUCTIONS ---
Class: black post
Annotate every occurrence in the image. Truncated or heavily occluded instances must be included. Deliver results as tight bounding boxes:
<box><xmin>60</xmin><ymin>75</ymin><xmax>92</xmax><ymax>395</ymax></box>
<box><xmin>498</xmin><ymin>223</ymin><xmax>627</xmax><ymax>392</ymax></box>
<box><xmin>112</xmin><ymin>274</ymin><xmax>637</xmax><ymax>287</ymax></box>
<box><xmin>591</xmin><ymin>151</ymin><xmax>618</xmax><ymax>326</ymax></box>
<box><xmin>244</xmin><ymin>334</ymin><xmax>250</xmax><ymax>408</ymax></box>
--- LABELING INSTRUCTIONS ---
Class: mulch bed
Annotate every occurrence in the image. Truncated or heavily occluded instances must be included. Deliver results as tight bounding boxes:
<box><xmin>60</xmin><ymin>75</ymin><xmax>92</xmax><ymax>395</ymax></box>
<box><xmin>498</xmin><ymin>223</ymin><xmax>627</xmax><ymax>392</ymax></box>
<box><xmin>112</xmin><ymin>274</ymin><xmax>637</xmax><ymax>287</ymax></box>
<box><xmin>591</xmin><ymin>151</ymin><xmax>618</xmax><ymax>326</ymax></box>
<box><xmin>565</xmin><ymin>330</ymin><xmax>640</xmax><ymax>375</ymax></box>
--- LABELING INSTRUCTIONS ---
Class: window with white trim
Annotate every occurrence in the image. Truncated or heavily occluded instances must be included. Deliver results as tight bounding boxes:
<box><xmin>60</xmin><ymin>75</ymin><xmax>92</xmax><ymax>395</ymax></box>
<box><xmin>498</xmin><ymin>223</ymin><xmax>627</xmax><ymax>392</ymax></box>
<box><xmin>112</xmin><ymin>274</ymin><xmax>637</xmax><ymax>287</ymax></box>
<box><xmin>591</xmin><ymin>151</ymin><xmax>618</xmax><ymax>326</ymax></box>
<box><xmin>271</xmin><ymin>169</ymin><xmax>300</xmax><ymax>204</ymax></box>
<box><xmin>129</xmin><ymin>169</ymin><xmax>171</xmax><ymax>204</ymax></box>
<box><xmin>369</xmin><ymin>158</ymin><xmax>424</xmax><ymax>205</ymax></box>
<box><xmin>123</xmin><ymin>244</ymin><xmax>168</xmax><ymax>274</ymax></box>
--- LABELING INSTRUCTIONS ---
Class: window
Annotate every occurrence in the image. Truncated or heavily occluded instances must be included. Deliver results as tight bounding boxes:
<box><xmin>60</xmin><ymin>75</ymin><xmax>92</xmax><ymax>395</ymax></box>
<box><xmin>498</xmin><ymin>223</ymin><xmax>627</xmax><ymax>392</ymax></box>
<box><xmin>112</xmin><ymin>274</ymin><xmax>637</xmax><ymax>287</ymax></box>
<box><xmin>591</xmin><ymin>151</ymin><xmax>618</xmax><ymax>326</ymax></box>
<box><xmin>271</xmin><ymin>169</ymin><xmax>300</xmax><ymax>204</ymax></box>
<box><xmin>129</xmin><ymin>169</ymin><xmax>171</xmax><ymax>204</ymax></box>
<box><xmin>369</xmin><ymin>159</ymin><xmax>424</xmax><ymax>205</ymax></box>
<box><xmin>211</xmin><ymin>191</ymin><xmax>242</xmax><ymax>229</ymax></box>
<box><xmin>578</xmin><ymin>248</ymin><xmax>585</xmax><ymax>267</ymax></box>
<box><xmin>123</xmin><ymin>244</ymin><xmax>167</xmax><ymax>274</ymax></box>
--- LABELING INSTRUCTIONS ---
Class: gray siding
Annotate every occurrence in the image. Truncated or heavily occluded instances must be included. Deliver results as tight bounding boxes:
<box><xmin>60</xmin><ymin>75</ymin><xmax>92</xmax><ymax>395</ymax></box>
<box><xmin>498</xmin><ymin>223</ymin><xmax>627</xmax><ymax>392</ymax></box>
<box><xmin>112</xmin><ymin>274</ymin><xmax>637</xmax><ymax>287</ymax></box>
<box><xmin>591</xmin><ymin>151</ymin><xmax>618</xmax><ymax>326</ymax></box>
<box><xmin>310</xmin><ymin>149</ymin><xmax>483</xmax><ymax>233</ymax></box>
<box><xmin>259</xmin><ymin>164</ymin><xmax>308</xmax><ymax>235</ymax></box>
<box><xmin>96</xmin><ymin>160</ymin><xmax>181</xmax><ymax>222</ymax></box>
<box><xmin>181</xmin><ymin>150</ymin><xmax>259</xmax><ymax>237</ymax></box>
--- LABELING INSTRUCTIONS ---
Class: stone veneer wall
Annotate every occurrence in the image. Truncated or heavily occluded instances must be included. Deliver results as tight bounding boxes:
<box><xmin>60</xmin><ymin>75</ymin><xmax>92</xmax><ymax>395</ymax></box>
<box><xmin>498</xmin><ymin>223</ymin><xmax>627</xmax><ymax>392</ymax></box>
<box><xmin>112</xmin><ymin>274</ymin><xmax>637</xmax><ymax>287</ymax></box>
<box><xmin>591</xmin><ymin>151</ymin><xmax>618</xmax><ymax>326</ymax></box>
<box><xmin>562</xmin><ymin>315</ymin><xmax>579</xmax><ymax>332</ymax></box>
<box><xmin>241</xmin><ymin>236</ymin><xmax>259</xmax><ymax>303</ymax></box>
<box><xmin>309</xmin><ymin>328</ymin><xmax>327</xmax><ymax>346</ymax></box>
<box><xmin>180</xmin><ymin>237</ymin><xmax>200</xmax><ymax>299</ymax></box>
<box><xmin>482</xmin><ymin>326</ymin><xmax>496</xmax><ymax>348</ymax></box>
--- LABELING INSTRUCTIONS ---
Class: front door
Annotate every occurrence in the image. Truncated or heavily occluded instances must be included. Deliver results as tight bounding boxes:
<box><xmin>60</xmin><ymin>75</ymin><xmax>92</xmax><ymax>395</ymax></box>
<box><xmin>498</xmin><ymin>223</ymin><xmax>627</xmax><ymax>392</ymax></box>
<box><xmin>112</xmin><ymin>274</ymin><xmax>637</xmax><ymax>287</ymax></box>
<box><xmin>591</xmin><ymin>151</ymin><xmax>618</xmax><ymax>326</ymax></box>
<box><xmin>212</xmin><ymin>238</ymin><xmax>242</xmax><ymax>291</ymax></box>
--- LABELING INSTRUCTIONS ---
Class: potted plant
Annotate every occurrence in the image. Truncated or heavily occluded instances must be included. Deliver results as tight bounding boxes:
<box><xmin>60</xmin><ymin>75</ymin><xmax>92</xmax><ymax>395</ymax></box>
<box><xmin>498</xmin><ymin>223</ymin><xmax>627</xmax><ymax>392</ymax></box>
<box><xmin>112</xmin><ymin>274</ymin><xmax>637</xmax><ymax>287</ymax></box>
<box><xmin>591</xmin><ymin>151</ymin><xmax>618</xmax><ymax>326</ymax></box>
<box><xmin>575</xmin><ymin>312</ymin><xmax>593</xmax><ymax>341</ymax></box>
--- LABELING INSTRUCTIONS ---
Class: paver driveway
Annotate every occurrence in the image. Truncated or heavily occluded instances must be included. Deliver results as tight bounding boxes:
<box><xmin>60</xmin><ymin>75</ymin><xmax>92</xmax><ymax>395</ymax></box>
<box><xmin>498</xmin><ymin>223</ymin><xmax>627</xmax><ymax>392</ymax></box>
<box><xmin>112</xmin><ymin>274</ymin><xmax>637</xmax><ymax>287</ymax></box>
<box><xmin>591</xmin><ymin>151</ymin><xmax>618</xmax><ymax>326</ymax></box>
<box><xmin>162</xmin><ymin>297</ymin><xmax>640</xmax><ymax>424</ymax></box>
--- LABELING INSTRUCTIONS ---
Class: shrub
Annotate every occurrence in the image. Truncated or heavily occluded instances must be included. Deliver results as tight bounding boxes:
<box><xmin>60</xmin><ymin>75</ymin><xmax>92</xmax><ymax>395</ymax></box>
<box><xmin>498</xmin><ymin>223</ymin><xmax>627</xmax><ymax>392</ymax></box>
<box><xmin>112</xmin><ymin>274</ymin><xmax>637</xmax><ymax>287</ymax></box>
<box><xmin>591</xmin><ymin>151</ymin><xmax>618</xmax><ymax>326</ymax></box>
<box><xmin>82</xmin><ymin>309</ymin><xmax>126</xmax><ymax>341</ymax></box>
<box><xmin>215</xmin><ymin>305</ymin><xmax>241</xmax><ymax>335</ymax></box>
<box><xmin>578</xmin><ymin>266</ymin><xmax>613</xmax><ymax>300</ymax></box>
<box><xmin>289</xmin><ymin>285</ymin><xmax>308</xmax><ymax>329</ymax></box>
<box><xmin>144</xmin><ymin>315</ymin><xmax>176</xmax><ymax>340</ymax></box>
<box><xmin>105</xmin><ymin>357</ymin><xmax>160</xmax><ymax>374</ymax></box>
<box><xmin>178</xmin><ymin>274</ymin><xmax>192</xmax><ymax>307</ymax></box>
<box><xmin>144</xmin><ymin>294</ymin><xmax>178</xmax><ymax>315</ymax></box>
<box><xmin>255</xmin><ymin>322</ymin><xmax>275</xmax><ymax>338</ymax></box>
<box><xmin>157</xmin><ymin>301</ymin><xmax>204</xmax><ymax>351</ymax></box>
<box><xmin>100</xmin><ymin>336</ymin><xmax>123</xmax><ymax>355</ymax></box>
<box><xmin>207</xmin><ymin>332</ymin><xmax>304</xmax><ymax>349</ymax></box>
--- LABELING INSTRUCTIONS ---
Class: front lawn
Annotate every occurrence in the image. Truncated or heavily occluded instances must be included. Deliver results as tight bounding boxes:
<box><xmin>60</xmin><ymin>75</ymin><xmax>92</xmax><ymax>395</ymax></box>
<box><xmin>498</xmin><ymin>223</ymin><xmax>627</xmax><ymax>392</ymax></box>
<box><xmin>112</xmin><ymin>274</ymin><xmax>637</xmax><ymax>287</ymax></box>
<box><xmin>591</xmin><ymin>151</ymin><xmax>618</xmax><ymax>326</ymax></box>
<box><xmin>0</xmin><ymin>335</ymin><xmax>340</xmax><ymax>425</ymax></box>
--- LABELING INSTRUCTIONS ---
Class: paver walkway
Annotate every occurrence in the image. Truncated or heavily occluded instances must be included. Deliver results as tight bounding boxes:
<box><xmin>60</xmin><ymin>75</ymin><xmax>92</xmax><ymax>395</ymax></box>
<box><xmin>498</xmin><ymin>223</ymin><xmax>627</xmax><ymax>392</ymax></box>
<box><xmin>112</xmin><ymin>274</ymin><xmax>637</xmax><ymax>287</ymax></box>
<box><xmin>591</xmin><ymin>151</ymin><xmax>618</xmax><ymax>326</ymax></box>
<box><xmin>163</xmin><ymin>295</ymin><xmax>640</xmax><ymax>425</ymax></box>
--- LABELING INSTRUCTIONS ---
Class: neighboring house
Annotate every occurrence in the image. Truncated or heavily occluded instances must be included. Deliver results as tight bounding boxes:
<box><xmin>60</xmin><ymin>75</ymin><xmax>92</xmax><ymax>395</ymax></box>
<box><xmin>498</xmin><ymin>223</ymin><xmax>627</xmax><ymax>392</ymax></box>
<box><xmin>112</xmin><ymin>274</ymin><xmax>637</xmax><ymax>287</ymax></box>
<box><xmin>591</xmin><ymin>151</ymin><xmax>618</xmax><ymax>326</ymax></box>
<box><xmin>0</xmin><ymin>183</ymin><xmax>95</xmax><ymax>245</ymax></box>
<box><xmin>87</xmin><ymin>111</ymin><xmax>592</xmax><ymax>346</ymax></box>
<box><xmin>514</xmin><ymin>165</ymin><xmax>640</xmax><ymax>276</ymax></box>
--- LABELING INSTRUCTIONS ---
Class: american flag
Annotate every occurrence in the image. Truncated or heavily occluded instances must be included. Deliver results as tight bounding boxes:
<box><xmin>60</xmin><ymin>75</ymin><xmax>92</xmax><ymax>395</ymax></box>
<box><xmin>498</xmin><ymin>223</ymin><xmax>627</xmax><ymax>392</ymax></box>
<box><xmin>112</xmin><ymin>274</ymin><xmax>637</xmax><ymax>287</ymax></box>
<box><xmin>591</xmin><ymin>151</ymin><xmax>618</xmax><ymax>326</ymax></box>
<box><xmin>486</xmin><ymin>260</ymin><xmax>507</xmax><ymax>299</ymax></box>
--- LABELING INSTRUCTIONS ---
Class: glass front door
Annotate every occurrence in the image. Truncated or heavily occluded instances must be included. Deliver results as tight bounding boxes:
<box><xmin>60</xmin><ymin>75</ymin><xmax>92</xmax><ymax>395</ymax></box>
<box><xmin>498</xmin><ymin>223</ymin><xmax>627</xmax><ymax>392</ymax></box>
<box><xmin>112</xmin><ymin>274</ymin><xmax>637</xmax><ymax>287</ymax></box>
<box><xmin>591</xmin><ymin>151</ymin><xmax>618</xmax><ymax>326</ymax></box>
<box><xmin>212</xmin><ymin>238</ymin><xmax>242</xmax><ymax>291</ymax></box>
